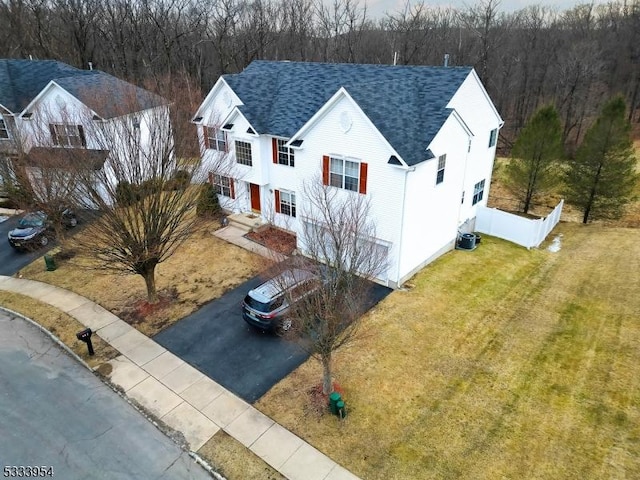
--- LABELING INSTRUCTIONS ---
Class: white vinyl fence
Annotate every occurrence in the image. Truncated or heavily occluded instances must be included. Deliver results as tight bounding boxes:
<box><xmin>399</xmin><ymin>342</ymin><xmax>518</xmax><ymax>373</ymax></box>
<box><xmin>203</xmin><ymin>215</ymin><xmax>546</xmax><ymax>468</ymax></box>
<box><xmin>475</xmin><ymin>200</ymin><xmax>564</xmax><ymax>249</ymax></box>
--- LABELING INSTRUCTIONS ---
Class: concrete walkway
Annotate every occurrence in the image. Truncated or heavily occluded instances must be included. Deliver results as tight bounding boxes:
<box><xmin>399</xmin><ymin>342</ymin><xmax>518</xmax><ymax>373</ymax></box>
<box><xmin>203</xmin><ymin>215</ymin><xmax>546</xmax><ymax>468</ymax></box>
<box><xmin>0</xmin><ymin>275</ymin><xmax>359</xmax><ymax>480</ymax></box>
<box><xmin>214</xmin><ymin>224</ymin><xmax>287</xmax><ymax>262</ymax></box>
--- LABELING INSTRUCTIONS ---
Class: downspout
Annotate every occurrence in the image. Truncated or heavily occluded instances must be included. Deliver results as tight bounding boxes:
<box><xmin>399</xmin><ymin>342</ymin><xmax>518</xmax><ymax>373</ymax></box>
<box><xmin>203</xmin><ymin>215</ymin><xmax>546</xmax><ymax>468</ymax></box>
<box><xmin>395</xmin><ymin>165</ymin><xmax>415</xmax><ymax>287</ymax></box>
<box><xmin>455</xmin><ymin>133</ymin><xmax>472</xmax><ymax>233</ymax></box>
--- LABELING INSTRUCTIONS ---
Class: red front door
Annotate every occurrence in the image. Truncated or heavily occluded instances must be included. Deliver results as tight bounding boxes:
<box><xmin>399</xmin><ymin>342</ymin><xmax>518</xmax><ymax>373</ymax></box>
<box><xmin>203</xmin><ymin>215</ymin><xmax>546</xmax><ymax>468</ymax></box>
<box><xmin>250</xmin><ymin>183</ymin><xmax>261</xmax><ymax>212</ymax></box>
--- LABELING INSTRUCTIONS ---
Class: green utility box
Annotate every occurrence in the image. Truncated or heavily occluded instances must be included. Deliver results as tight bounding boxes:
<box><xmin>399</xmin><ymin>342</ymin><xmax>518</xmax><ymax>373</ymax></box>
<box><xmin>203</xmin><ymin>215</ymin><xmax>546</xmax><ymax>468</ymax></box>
<box><xmin>44</xmin><ymin>254</ymin><xmax>56</xmax><ymax>271</ymax></box>
<box><xmin>329</xmin><ymin>392</ymin><xmax>342</xmax><ymax>415</ymax></box>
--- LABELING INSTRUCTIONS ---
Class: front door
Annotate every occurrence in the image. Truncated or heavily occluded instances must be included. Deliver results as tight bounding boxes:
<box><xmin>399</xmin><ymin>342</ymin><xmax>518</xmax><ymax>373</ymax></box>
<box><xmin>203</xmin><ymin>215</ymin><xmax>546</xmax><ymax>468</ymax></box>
<box><xmin>249</xmin><ymin>183</ymin><xmax>261</xmax><ymax>212</ymax></box>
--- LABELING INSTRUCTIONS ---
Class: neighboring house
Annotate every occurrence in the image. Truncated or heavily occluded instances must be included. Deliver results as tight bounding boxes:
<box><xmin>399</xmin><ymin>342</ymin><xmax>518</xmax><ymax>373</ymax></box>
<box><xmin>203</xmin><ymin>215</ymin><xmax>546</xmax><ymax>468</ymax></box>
<box><xmin>193</xmin><ymin>60</ymin><xmax>503</xmax><ymax>288</ymax></box>
<box><xmin>0</xmin><ymin>59</ymin><xmax>167</xmax><ymax>203</ymax></box>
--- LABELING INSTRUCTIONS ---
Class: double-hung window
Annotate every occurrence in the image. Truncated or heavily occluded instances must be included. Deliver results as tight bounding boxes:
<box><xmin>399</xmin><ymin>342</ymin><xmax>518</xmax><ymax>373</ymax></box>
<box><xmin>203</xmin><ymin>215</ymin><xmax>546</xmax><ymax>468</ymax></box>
<box><xmin>235</xmin><ymin>141</ymin><xmax>252</xmax><ymax>166</ymax></box>
<box><xmin>206</xmin><ymin>127</ymin><xmax>227</xmax><ymax>151</ymax></box>
<box><xmin>276</xmin><ymin>190</ymin><xmax>296</xmax><ymax>217</ymax></box>
<box><xmin>212</xmin><ymin>174</ymin><xmax>233</xmax><ymax>198</ymax></box>
<box><xmin>322</xmin><ymin>155</ymin><xmax>367</xmax><ymax>194</ymax></box>
<box><xmin>436</xmin><ymin>154</ymin><xmax>446</xmax><ymax>185</ymax></box>
<box><xmin>488</xmin><ymin>128</ymin><xmax>497</xmax><ymax>148</ymax></box>
<box><xmin>50</xmin><ymin>124</ymin><xmax>86</xmax><ymax>147</ymax></box>
<box><xmin>277</xmin><ymin>139</ymin><xmax>295</xmax><ymax>167</ymax></box>
<box><xmin>330</xmin><ymin>157</ymin><xmax>359</xmax><ymax>191</ymax></box>
<box><xmin>472</xmin><ymin>179</ymin><xmax>485</xmax><ymax>205</ymax></box>
<box><xmin>0</xmin><ymin>119</ymin><xmax>9</xmax><ymax>139</ymax></box>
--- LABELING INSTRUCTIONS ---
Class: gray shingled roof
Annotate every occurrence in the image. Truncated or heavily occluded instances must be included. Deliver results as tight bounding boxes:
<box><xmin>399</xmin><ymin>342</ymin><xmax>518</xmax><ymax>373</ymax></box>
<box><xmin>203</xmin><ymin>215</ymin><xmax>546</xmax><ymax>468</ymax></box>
<box><xmin>223</xmin><ymin>61</ymin><xmax>472</xmax><ymax>166</ymax></box>
<box><xmin>0</xmin><ymin>59</ymin><xmax>166</xmax><ymax>118</ymax></box>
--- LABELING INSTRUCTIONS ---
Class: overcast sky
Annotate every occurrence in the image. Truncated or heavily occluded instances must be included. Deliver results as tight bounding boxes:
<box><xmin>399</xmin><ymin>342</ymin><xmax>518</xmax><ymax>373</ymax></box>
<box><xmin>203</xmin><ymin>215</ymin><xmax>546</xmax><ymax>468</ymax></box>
<box><xmin>366</xmin><ymin>0</ymin><xmax>613</xmax><ymax>17</ymax></box>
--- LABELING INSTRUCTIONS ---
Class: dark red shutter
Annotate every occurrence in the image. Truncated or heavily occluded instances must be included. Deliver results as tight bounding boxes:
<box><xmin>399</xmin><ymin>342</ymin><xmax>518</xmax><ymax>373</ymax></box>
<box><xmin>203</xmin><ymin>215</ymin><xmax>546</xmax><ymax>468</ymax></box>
<box><xmin>78</xmin><ymin>125</ymin><xmax>86</xmax><ymax>147</ymax></box>
<box><xmin>274</xmin><ymin>189</ymin><xmax>281</xmax><ymax>213</ymax></box>
<box><xmin>229</xmin><ymin>178</ymin><xmax>235</xmax><ymax>199</ymax></box>
<box><xmin>359</xmin><ymin>162</ymin><xmax>368</xmax><ymax>194</ymax></box>
<box><xmin>203</xmin><ymin>126</ymin><xmax>210</xmax><ymax>149</ymax></box>
<box><xmin>223</xmin><ymin>131</ymin><xmax>228</xmax><ymax>152</ymax></box>
<box><xmin>272</xmin><ymin>138</ymin><xmax>278</xmax><ymax>163</ymax></box>
<box><xmin>49</xmin><ymin>124</ymin><xmax>58</xmax><ymax>145</ymax></box>
<box><xmin>208</xmin><ymin>172</ymin><xmax>214</xmax><ymax>184</ymax></box>
<box><xmin>322</xmin><ymin>156</ymin><xmax>330</xmax><ymax>185</ymax></box>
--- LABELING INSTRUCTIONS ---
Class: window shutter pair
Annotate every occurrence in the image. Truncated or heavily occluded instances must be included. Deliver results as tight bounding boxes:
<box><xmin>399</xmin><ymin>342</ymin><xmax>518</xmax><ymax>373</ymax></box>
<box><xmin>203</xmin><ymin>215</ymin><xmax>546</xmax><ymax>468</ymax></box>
<box><xmin>322</xmin><ymin>155</ymin><xmax>368</xmax><ymax>194</ymax></box>
<box><xmin>208</xmin><ymin>172</ymin><xmax>236</xmax><ymax>199</ymax></box>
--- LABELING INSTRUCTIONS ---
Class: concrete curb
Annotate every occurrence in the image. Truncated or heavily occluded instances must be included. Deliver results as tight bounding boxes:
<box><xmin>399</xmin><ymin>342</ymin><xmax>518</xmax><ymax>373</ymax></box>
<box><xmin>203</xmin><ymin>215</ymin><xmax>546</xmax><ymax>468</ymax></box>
<box><xmin>0</xmin><ymin>306</ymin><xmax>92</xmax><ymax>371</ymax></box>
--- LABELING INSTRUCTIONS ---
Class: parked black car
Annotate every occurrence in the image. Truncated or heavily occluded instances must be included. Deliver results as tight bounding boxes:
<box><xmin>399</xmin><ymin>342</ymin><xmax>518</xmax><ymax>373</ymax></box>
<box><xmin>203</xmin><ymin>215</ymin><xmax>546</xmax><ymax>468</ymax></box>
<box><xmin>7</xmin><ymin>209</ymin><xmax>77</xmax><ymax>251</ymax></box>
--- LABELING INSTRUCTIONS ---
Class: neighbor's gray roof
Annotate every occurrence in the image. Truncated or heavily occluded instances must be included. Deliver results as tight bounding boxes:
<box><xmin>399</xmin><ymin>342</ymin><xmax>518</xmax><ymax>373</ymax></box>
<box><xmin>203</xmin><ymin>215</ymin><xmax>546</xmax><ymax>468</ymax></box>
<box><xmin>223</xmin><ymin>61</ymin><xmax>472</xmax><ymax>166</ymax></box>
<box><xmin>0</xmin><ymin>59</ymin><xmax>166</xmax><ymax>118</ymax></box>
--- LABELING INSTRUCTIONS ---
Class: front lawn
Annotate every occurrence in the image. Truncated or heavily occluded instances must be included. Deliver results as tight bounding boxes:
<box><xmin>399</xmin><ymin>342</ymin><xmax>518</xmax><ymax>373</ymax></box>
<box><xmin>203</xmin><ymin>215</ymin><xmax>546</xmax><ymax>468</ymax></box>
<box><xmin>256</xmin><ymin>222</ymin><xmax>640</xmax><ymax>479</ymax></box>
<box><xmin>18</xmin><ymin>219</ymin><xmax>262</xmax><ymax>336</ymax></box>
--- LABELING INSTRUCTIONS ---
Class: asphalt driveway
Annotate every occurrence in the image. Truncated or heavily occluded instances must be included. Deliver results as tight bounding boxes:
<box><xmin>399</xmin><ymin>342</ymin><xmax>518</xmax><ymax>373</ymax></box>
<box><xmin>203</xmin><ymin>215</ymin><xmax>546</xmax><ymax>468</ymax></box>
<box><xmin>154</xmin><ymin>274</ymin><xmax>392</xmax><ymax>403</ymax></box>
<box><xmin>0</xmin><ymin>215</ymin><xmax>46</xmax><ymax>275</ymax></box>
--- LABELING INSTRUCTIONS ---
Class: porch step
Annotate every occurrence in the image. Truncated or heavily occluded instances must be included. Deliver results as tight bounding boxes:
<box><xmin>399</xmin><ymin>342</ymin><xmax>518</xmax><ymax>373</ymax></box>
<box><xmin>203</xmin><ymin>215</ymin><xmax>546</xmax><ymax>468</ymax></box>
<box><xmin>227</xmin><ymin>212</ymin><xmax>267</xmax><ymax>233</ymax></box>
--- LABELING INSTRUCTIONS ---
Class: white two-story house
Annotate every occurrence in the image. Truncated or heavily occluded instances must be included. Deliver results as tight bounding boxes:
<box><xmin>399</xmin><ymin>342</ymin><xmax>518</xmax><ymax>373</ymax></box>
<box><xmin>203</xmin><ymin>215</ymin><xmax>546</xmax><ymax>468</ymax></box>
<box><xmin>0</xmin><ymin>59</ymin><xmax>167</xmax><ymax>203</ymax></box>
<box><xmin>193</xmin><ymin>60</ymin><xmax>503</xmax><ymax>288</ymax></box>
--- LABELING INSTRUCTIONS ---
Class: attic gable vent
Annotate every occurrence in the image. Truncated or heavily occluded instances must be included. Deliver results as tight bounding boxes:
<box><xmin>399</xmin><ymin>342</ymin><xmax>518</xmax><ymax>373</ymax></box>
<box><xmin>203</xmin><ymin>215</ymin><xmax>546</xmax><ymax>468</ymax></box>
<box><xmin>247</xmin><ymin>127</ymin><xmax>256</xmax><ymax>135</ymax></box>
<box><xmin>222</xmin><ymin>123</ymin><xmax>234</xmax><ymax>130</ymax></box>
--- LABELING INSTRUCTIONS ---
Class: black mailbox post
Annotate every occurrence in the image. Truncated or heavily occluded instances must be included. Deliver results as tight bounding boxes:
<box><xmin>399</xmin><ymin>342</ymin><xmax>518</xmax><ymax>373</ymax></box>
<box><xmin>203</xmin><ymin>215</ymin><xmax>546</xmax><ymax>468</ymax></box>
<box><xmin>76</xmin><ymin>328</ymin><xmax>94</xmax><ymax>356</ymax></box>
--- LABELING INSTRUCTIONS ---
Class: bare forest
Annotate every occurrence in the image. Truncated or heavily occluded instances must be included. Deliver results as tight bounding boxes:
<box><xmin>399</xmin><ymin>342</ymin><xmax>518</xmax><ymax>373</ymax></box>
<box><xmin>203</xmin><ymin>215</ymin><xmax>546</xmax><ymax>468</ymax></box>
<box><xmin>1</xmin><ymin>0</ymin><xmax>639</xmax><ymax>150</ymax></box>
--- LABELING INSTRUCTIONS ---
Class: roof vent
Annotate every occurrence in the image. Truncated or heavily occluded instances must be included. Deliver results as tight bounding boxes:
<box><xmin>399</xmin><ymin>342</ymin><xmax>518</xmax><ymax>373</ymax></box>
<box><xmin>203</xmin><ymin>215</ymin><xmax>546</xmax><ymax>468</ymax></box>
<box><xmin>444</xmin><ymin>54</ymin><xmax>450</xmax><ymax>67</ymax></box>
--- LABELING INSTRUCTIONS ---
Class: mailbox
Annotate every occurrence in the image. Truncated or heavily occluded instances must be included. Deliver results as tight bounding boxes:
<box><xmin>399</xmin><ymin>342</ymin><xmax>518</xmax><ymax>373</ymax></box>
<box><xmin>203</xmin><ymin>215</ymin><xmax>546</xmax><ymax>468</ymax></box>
<box><xmin>76</xmin><ymin>328</ymin><xmax>92</xmax><ymax>341</ymax></box>
<box><xmin>76</xmin><ymin>328</ymin><xmax>94</xmax><ymax>355</ymax></box>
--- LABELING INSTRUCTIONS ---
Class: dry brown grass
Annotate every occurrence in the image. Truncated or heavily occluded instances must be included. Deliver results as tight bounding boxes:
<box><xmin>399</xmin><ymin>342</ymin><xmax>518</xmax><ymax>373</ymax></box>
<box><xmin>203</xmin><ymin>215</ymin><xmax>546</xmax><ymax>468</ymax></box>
<box><xmin>197</xmin><ymin>431</ymin><xmax>285</xmax><ymax>480</ymax></box>
<box><xmin>0</xmin><ymin>292</ymin><xmax>119</xmax><ymax>368</ymax></box>
<box><xmin>490</xmin><ymin>155</ymin><xmax>640</xmax><ymax>227</ymax></box>
<box><xmin>256</xmin><ymin>223</ymin><xmax>640</xmax><ymax>479</ymax></box>
<box><xmin>19</xmin><ymin>219</ymin><xmax>262</xmax><ymax>336</ymax></box>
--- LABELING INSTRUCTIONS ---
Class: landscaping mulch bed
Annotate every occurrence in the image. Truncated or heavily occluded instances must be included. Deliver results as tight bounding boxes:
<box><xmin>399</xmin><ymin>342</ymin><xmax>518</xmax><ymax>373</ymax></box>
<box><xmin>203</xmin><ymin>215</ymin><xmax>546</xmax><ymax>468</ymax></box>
<box><xmin>245</xmin><ymin>226</ymin><xmax>297</xmax><ymax>255</ymax></box>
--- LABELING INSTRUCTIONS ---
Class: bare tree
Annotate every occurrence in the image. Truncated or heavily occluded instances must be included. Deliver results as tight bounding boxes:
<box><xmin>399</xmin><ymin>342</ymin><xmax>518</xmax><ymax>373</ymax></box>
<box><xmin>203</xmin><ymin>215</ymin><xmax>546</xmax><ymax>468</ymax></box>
<box><xmin>25</xmin><ymin>84</ymin><xmax>223</xmax><ymax>304</ymax></box>
<box><xmin>277</xmin><ymin>176</ymin><xmax>387</xmax><ymax>395</ymax></box>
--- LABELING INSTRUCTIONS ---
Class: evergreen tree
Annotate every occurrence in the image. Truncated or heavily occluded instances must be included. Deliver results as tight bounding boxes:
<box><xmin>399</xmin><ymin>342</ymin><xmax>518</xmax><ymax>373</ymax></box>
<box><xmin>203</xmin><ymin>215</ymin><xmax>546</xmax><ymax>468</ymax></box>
<box><xmin>506</xmin><ymin>105</ymin><xmax>564</xmax><ymax>213</ymax></box>
<box><xmin>564</xmin><ymin>96</ymin><xmax>638</xmax><ymax>224</ymax></box>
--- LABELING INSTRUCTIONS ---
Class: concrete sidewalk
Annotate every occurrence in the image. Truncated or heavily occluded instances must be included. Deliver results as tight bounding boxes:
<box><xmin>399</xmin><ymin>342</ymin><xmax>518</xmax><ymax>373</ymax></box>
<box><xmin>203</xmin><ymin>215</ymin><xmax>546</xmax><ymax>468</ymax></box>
<box><xmin>0</xmin><ymin>275</ymin><xmax>359</xmax><ymax>480</ymax></box>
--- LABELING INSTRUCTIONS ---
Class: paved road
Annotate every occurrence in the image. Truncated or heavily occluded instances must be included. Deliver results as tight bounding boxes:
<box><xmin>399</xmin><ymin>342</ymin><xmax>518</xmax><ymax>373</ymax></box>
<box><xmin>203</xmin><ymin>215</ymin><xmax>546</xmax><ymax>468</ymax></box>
<box><xmin>155</xmin><ymin>275</ymin><xmax>392</xmax><ymax>403</ymax></box>
<box><xmin>0</xmin><ymin>216</ymin><xmax>46</xmax><ymax>276</ymax></box>
<box><xmin>0</xmin><ymin>311</ymin><xmax>211</xmax><ymax>480</ymax></box>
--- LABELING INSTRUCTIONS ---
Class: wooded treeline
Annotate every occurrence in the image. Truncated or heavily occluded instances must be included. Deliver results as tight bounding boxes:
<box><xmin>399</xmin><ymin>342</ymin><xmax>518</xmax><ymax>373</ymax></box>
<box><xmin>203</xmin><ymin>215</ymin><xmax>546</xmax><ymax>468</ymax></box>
<box><xmin>1</xmin><ymin>0</ymin><xmax>639</xmax><ymax>149</ymax></box>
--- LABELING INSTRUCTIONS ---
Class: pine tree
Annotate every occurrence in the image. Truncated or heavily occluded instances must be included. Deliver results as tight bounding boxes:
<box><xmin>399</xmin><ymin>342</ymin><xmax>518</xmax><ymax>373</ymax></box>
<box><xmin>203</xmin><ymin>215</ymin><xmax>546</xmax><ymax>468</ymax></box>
<box><xmin>564</xmin><ymin>96</ymin><xmax>638</xmax><ymax>224</ymax></box>
<box><xmin>506</xmin><ymin>105</ymin><xmax>564</xmax><ymax>213</ymax></box>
